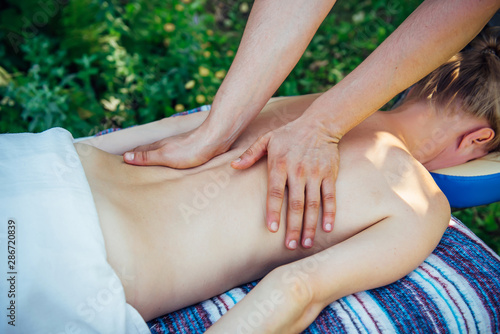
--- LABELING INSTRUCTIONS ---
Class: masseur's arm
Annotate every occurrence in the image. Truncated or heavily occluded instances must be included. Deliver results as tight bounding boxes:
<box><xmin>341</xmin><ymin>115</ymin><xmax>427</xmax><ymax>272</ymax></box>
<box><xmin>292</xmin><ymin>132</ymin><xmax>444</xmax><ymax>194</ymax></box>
<box><xmin>231</xmin><ymin>0</ymin><xmax>499</xmax><ymax>250</ymax></box>
<box><xmin>126</xmin><ymin>0</ymin><xmax>498</xmax><ymax>251</ymax></box>
<box><xmin>205</xmin><ymin>194</ymin><xmax>450</xmax><ymax>333</ymax></box>
<box><xmin>124</xmin><ymin>0</ymin><xmax>337</xmax><ymax>167</ymax></box>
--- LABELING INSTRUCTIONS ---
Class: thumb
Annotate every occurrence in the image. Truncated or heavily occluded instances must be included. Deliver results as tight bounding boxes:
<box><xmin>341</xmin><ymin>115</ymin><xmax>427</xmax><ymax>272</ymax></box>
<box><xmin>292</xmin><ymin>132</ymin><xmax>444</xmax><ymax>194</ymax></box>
<box><xmin>123</xmin><ymin>149</ymin><xmax>166</xmax><ymax>166</ymax></box>
<box><xmin>231</xmin><ymin>134</ymin><xmax>269</xmax><ymax>169</ymax></box>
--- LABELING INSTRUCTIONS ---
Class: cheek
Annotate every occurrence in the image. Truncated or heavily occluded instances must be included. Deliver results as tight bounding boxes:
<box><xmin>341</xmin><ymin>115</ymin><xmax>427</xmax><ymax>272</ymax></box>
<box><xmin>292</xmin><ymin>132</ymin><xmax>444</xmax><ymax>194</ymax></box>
<box><xmin>428</xmin><ymin>150</ymin><xmax>489</xmax><ymax>171</ymax></box>
<box><xmin>468</xmin><ymin>150</ymin><xmax>489</xmax><ymax>162</ymax></box>
<box><xmin>426</xmin><ymin>151</ymin><xmax>467</xmax><ymax>171</ymax></box>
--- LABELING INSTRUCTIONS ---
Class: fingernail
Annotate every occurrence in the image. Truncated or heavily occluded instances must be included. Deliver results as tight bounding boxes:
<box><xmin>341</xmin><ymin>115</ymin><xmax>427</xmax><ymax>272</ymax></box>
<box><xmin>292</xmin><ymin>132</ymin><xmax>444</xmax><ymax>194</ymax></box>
<box><xmin>232</xmin><ymin>158</ymin><xmax>241</xmax><ymax>163</ymax></box>
<box><xmin>304</xmin><ymin>238</ymin><xmax>312</xmax><ymax>247</ymax></box>
<box><xmin>288</xmin><ymin>240</ymin><xmax>297</xmax><ymax>250</ymax></box>
<box><xmin>325</xmin><ymin>223</ymin><xmax>332</xmax><ymax>232</ymax></box>
<box><xmin>270</xmin><ymin>221</ymin><xmax>278</xmax><ymax>232</ymax></box>
<box><xmin>124</xmin><ymin>152</ymin><xmax>134</xmax><ymax>161</ymax></box>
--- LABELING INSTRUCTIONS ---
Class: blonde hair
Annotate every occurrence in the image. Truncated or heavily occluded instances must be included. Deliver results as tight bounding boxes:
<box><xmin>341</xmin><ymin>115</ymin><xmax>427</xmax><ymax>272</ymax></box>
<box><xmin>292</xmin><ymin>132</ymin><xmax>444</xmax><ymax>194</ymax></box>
<box><xmin>405</xmin><ymin>27</ymin><xmax>500</xmax><ymax>151</ymax></box>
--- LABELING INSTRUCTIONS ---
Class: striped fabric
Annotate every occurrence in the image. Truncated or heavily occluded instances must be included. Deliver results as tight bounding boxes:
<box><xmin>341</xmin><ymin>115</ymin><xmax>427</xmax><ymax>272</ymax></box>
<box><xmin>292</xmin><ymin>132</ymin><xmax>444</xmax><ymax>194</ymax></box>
<box><xmin>170</xmin><ymin>104</ymin><xmax>211</xmax><ymax>117</ymax></box>
<box><xmin>148</xmin><ymin>217</ymin><xmax>500</xmax><ymax>333</ymax></box>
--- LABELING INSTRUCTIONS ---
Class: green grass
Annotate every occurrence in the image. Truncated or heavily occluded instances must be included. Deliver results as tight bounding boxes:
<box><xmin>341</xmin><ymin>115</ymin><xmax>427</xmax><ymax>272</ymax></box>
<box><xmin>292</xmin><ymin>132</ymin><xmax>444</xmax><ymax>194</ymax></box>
<box><xmin>454</xmin><ymin>204</ymin><xmax>500</xmax><ymax>255</ymax></box>
<box><xmin>0</xmin><ymin>0</ymin><xmax>498</xmax><ymax>253</ymax></box>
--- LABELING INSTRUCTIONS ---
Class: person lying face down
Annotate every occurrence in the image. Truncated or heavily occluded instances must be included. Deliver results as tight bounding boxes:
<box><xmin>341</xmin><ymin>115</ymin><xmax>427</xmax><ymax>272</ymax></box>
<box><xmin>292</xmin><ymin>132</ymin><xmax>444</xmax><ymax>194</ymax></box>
<box><xmin>400</xmin><ymin>26</ymin><xmax>500</xmax><ymax>171</ymax></box>
<box><xmin>70</xmin><ymin>28</ymin><xmax>500</xmax><ymax>332</ymax></box>
<box><xmin>3</xmin><ymin>29</ymin><xmax>496</xmax><ymax>333</ymax></box>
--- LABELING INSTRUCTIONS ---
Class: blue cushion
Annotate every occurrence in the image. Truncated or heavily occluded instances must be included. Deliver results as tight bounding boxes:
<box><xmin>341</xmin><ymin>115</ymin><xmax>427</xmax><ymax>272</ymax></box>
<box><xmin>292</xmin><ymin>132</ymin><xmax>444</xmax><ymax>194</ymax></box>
<box><xmin>430</xmin><ymin>153</ymin><xmax>500</xmax><ymax>208</ymax></box>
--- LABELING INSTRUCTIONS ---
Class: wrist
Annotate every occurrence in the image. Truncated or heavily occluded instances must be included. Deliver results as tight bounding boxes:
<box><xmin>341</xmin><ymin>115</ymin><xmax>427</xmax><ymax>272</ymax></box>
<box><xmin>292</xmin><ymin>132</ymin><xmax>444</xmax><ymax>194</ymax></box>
<box><xmin>201</xmin><ymin>103</ymin><xmax>256</xmax><ymax>147</ymax></box>
<box><xmin>196</xmin><ymin>115</ymin><xmax>242</xmax><ymax>155</ymax></box>
<box><xmin>301</xmin><ymin>104</ymin><xmax>346</xmax><ymax>144</ymax></box>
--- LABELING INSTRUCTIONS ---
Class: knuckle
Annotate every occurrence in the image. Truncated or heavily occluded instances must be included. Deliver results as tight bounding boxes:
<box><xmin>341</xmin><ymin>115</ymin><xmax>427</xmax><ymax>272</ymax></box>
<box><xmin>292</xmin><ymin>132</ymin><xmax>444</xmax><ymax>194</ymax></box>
<box><xmin>268</xmin><ymin>209</ymin><xmax>281</xmax><ymax>218</ymax></box>
<box><xmin>323</xmin><ymin>211</ymin><xmax>336</xmax><ymax>219</ymax></box>
<box><xmin>294</xmin><ymin>164</ymin><xmax>306</xmax><ymax>177</ymax></box>
<box><xmin>306</xmin><ymin>200</ymin><xmax>320</xmax><ymax>210</ymax></box>
<box><xmin>243</xmin><ymin>147</ymin><xmax>255</xmax><ymax>157</ymax></box>
<box><xmin>310</xmin><ymin>167</ymin><xmax>320</xmax><ymax>178</ymax></box>
<box><xmin>322</xmin><ymin>192</ymin><xmax>335</xmax><ymax>201</ymax></box>
<box><xmin>139</xmin><ymin>151</ymin><xmax>148</xmax><ymax>162</ymax></box>
<box><xmin>290</xmin><ymin>200</ymin><xmax>305</xmax><ymax>212</ymax></box>
<box><xmin>287</xmin><ymin>226</ymin><xmax>302</xmax><ymax>235</ymax></box>
<box><xmin>304</xmin><ymin>226</ymin><xmax>317</xmax><ymax>236</ymax></box>
<box><xmin>269</xmin><ymin>187</ymin><xmax>285</xmax><ymax>200</ymax></box>
<box><xmin>272</xmin><ymin>158</ymin><xmax>287</xmax><ymax>171</ymax></box>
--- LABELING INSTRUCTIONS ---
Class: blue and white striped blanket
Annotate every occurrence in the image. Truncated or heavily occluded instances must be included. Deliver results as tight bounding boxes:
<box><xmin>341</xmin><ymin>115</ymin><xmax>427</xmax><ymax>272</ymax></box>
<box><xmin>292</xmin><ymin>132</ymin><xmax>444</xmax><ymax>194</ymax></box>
<box><xmin>148</xmin><ymin>217</ymin><xmax>500</xmax><ymax>333</ymax></box>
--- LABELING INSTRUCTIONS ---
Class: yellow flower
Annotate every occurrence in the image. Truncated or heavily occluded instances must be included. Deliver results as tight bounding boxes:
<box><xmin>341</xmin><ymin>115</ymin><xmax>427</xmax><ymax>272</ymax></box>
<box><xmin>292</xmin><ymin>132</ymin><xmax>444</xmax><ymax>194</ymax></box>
<box><xmin>163</xmin><ymin>23</ymin><xmax>175</xmax><ymax>32</ymax></box>
<box><xmin>203</xmin><ymin>51</ymin><xmax>211</xmax><ymax>58</ymax></box>
<box><xmin>198</xmin><ymin>66</ymin><xmax>210</xmax><ymax>77</ymax></box>
<box><xmin>196</xmin><ymin>95</ymin><xmax>206</xmax><ymax>104</ymax></box>
<box><xmin>175</xmin><ymin>104</ymin><xmax>185</xmax><ymax>112</ymax></box>
<box><xmin>206</xmin><ymin>29</ymin><xmax>214</xmax><ymax>36</ymax></box>
<box><xmin>226</xmin><ymin>50</ymin><xmax>235</xmax><ymax>57</ymax></box>
<box><xmin>240</xmin><ymin>2</ymin><xmax>249</xmax><ymax>13</ymax></box>
<box><xmin>101</xmin><ymin>96</ymin><xmax>121</xmax><ymax>112</ymax></box>
<box><xmin>181</xmin><ymin>0</ymin><xmax>191</xmax><ymax>3</ymax></box>
<box><xmin>175</xmin><ymin>4</ymin><xmax>184</xmax><ymax>11</ymax></box>
<box><xmin>215</xmin><ymin>70</ymin><xmax>226</xmax><ymax>79</ymax></box>
<box><xmin>184</xmin><ymin>80</ymin><xmax>195</xmax><ymax>90</ymax></box>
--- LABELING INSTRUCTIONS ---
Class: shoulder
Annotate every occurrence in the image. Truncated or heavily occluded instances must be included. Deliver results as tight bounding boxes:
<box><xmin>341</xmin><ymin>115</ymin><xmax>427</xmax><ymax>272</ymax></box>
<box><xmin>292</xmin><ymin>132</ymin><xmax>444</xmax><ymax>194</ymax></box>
<box><xmin>340</xmin><ymin>134</ymin><xmax>450</xmax><ymax>225</ymax></box>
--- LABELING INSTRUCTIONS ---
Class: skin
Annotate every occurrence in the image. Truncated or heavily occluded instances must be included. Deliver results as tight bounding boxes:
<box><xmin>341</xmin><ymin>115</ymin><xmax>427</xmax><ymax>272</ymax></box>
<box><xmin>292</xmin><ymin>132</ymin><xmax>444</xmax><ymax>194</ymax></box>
<box><xmin>124</xmin><ymin>0</ymin><xmax>500</xmax><ymax>251</ymax></box>
<box><xmin>79</xmin><ymin>94</ymin><xmax>493</xmax><ymax>331</ymax></box>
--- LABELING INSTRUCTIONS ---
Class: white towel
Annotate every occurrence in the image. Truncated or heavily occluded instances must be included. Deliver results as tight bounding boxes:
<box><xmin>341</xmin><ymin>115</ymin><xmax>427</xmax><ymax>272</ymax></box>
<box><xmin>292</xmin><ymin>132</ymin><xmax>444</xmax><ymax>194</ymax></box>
<box><xmin>0</xmin><ymin>128</ymin><xmax>149</xmax><ymax>334</ymax></box>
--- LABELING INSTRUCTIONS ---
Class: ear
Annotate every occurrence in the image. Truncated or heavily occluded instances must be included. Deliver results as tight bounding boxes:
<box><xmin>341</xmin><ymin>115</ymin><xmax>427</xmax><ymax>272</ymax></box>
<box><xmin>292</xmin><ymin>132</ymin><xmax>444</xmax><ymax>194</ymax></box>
<box><xmin>458</xmin><ymin>127</ymin><xmax>495</xmax><ymax>151</ymax></box>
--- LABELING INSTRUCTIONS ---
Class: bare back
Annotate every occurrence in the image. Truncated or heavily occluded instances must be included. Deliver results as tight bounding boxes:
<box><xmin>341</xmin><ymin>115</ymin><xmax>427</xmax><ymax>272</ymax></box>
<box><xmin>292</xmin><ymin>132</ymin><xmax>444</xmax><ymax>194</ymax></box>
<box><xmin>76</xmin><ymin>95</ymin><xmax>443</xmax><ymax>321</ymax></box>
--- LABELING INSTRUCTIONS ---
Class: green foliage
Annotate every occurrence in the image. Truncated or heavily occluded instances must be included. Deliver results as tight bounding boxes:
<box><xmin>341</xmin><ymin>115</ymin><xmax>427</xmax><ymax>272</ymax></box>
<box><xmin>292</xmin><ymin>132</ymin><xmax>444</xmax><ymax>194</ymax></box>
<box><xmin>454</xmin><ymin>204</ymin><xmax>500</xmax><ymax>255</ymax></box>
<box><xmin>280</xmin><ymin>0</ymin><xmax>420</xmax><ymax>96</ymax></box>
<box><xmin>0</xmin><ymin>0</ymin><xmax>244</xmax><ymax>136</ymax></box>
<box><xmin>0</xmin><ymin>0</ymin><xmax>498</xmax><ymax>252</ymax></box>
<box><xmin>0</xmin><ymin>0</ymin><xmax>421</xmax><ymax>136</ymax></box>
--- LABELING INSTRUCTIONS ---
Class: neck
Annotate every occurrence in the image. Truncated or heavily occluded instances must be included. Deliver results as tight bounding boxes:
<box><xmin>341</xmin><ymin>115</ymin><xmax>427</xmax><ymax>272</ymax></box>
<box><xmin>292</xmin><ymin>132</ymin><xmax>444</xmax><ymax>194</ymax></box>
<box><xmin>374</xmin><ymin>101</ymin><xmax>468</xmax><ymax>167</ymax></box>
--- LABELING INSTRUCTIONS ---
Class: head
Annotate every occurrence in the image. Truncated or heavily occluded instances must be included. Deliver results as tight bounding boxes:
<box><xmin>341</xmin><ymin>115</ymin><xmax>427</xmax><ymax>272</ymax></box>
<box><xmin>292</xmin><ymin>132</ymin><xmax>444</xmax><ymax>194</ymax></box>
<box><xmin>404</xmin><ymin>27</ymin><xmax>500</xmax><ymax>169</ymax></box>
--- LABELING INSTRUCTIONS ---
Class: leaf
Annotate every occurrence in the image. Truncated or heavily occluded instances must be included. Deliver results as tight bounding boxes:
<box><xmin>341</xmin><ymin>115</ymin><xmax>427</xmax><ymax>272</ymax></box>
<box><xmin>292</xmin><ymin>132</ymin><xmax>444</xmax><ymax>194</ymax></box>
<box><xmin>0</xmin><ymin>66</ymin><xmax>12</xmax><ymax>87</ymax></box>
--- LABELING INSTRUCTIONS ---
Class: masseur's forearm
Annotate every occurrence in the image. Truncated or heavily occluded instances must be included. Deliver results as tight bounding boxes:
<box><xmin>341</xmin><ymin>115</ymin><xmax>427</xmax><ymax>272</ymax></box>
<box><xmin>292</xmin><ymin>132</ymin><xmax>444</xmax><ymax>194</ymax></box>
<box><xmin>201</xmin><ymin>0</ymin><xmax>336</xmax><ymax>145</ymax></box>
<box><xmin>309</xmin><ymin>0</ymin><xmax>500</xmax><ymax>138</ymax></box>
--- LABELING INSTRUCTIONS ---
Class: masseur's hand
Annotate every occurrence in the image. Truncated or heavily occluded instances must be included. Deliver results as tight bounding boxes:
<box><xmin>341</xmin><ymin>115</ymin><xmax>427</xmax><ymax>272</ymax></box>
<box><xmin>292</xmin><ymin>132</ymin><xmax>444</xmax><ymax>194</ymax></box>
<box><xmin>123</xmin><ymin>126</ymin><xmax>229</xmax><ymax>168</ymax></box>
<box><xmin>232</xmin><ymin>115</ymin><xmax>339</xmax><ymax>250</ymax></box>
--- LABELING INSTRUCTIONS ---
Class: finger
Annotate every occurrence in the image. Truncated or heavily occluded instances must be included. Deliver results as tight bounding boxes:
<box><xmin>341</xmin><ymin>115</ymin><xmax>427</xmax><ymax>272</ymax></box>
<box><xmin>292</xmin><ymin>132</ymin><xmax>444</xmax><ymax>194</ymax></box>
<box><xmin>123</xmin><ymin>149</ymin><xmax>166</xmax><ymax>166</ymax></box>
<box><xmin>321</xmin><ymin>174</ymin><xmax>336</xmax><ymax>232</ymax></box>
<box><xmin>285</xmin><ymin>175</ymin><xmax>306</xmax><ymax>250</ymax></box>
<box><xmin>302</xmin><ymin>181</ymin><xmax>321</xmax><ymax>248</ymax></box>
<box><xmin>231</xmin><ymin>134</ymin><xmax>270</xmax><ymax>169</ymax></box>
<box><xmin>266</xmin><ymin>160</ymin><xmax>287</xmax><ymax>234</ymax></box>
<box><xmin>131</xmin><ymin>141</ymin><xmax>161</xmax><ymax>152</ymax></box>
